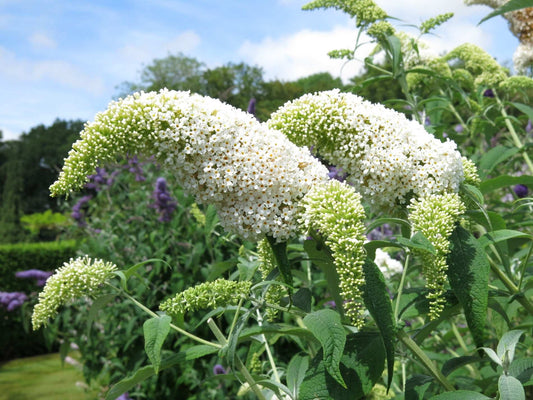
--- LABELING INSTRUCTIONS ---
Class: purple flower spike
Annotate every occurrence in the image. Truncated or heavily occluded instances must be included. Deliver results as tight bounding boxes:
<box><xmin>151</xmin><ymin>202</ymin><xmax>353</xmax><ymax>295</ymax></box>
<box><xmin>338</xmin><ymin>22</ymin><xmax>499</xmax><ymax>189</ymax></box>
<box><xmin>150</xmin><ymin>177</ymin><xmax>177</xmax><ymax>222</ymax></box>
<box><xmin>71</xmin><ymin>195</ymin><xmax>93</xmax><ymax>227</ymax></box>
<box><xmin>247</xmin><ymin>98</ymin><xmax>258</xmax><ymax>120</ymax></box>
<box><xmin>15</xmin><ymin>269</ymin><xmax>53</xmax><ymax>287</ymax></box>
<box><xmin>514</xmin><ymin>184</ymin><xmax>529</xmax><ymax>198</ymax></box>
<box><xmin>526</xmin><ymin>120</ymin><xmax>532</xmax><ymax>133</ymax></box>
<box><xmin>483</xmin><ymin>89</ymin><xmax>494</xmax><ymax>98</ymax></box>
<box><xmin>327</xmin><ymin>166</ymin><xmax>347</xmax><ymax>182</ymax></box>
<box><xmin>0</xmin><ymin>292</ymin><xmax>28</xmax><ymax>311</ymax></box>
<box><xmin>213</xmin><ymin>364</ymin><xmax>227</xmax><ymax>375</ymax></box>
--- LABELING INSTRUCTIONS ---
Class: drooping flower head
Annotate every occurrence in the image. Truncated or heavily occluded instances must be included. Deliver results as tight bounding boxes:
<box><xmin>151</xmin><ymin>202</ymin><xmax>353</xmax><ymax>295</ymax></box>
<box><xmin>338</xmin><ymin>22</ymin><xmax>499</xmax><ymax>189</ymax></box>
<box><xmin>300</xmin><ymin>180</ymin><xmax>367</xmax><ymax>326</ymax></box>
<box><xmin>32</xmin><ymin>256</ymin><xmax>117</xmax><ymax>330</ymax></box>
<box><xmin>159</xmin><ymin>279</ymin><xmax>252</xmax><ymax>317</ymax></box>
<box><xmin>408</xmin><ymin>193</ymin><xmax>465</xmax><ymax>319</ymax></box>
<box><xmin>269</xmin><ymin>90</ymin><xmax>465</xmax><ymax>212</ymax></box>
<box><xmin>51</xmin><ymin>90</ymin><xmax>328</xmax><ymax>241</ymax></box>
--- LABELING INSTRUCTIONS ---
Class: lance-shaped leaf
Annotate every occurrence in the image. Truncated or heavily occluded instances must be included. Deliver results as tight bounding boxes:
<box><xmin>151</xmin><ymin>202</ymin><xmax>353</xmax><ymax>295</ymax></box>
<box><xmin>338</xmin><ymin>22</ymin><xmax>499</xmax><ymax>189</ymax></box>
<box><xmin>447</xmin><ymin>226</ymin><xmax>490</xmax><ymax>350</ymax></box>
<box><xmin>299</xmin><ymin>332</ymin><xmax>385</xmax><ymax>400</ymax></box>
<box><xmin>361</xmin><ymin>258</ymin><xmax>395</xmax><ymax>390</ymax></box>
<box><xmin>303</xmin><ymin>309</ymin><xmax>347</xmax><ymax>388</ymax></box>
<box><xmin>143</xmin><ymin>315</ymin><xmax>172</xmax><ymax>374</ymax></box>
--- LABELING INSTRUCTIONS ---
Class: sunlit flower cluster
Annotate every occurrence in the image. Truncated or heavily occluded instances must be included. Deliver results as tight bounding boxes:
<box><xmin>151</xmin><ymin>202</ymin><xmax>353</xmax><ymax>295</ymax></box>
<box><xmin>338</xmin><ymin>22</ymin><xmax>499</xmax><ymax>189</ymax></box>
<box><xmin>462</xmin><ymin>157</ymin><xmax>481</xmax><ymax>186</ymax></box>
<box><xmin>50</xmin><ymin>90</ymin><xmax>329</xmax><ymax>241</ymax></box>
<box><xmin>32</xmin><ymin>256</ymin><xmax>117</xmax><ymax>330</ymax></box>
<box><xmin>269</xmin><ymin>90</ymin><xmax>465</xmax><ymax>211</ymax></box>
<box><xmin>159</xmin><ymin>279</ymin><xmax>252</xmax><ymax>316</ymax></box>
<box><xmin>374</xmin><ymin>249</ymin><xmax>403</xmax><ymax>280</ymax></box>
<box><xmin>513</xmin><ymin>43</ymin><xmax>533</xmax><ymax>74</ymax></box>
<box><xmin>443</xmin><ymin>43</ymin><xmax>508</xmax><ymax>87</ymax></box>
<box><xmin>408</xmin><ymin>193</ymin><xmax>465</xmax><ymax>319</ymax></box>
<box><xmin>300</xmin><ymin>180</ymin><xmax>367</xmax><ymax>326</ymax></box>
<box><xmin>303</xmin><ymin>0</ymin><xmax>387</xmax><ymax>27</ymax></box>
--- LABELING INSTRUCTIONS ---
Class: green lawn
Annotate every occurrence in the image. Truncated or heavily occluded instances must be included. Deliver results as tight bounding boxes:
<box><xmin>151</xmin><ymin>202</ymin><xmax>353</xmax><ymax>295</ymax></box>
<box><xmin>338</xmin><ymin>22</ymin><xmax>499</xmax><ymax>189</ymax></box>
<box><xmin>0</xmin><ymin>353</ymin><xmax>97</xmax><ymax>400</ymax></box>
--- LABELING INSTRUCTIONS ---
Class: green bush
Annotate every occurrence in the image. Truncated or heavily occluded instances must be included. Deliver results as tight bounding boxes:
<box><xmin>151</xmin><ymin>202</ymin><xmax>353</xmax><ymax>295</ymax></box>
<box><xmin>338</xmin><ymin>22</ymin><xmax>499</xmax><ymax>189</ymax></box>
<box><xmin>0</xmin><ymin>240</ymin><xmax>78</xmax><ymax>360</ymax></box>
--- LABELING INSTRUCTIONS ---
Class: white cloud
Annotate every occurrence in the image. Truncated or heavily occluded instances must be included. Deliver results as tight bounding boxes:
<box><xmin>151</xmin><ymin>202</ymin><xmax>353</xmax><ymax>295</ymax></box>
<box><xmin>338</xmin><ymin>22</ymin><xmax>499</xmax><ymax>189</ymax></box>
<box><xmin>0</xmin><ymin>46</ymin><xmax>105</xmax><ymax>95</ymax></box>
<box><xmin>238</xmin><ymin>25</ymin><xmax>372</xmax><ymax>82</ymax></box>
<box><xmin>29</xmin><ymin>32</ymin><xmax>57</xmax><ymax>50</ymax></box>
<box><xmin>0</xmin><ymin>126</ymin><xmax>19</xmax><ymax>141</ymax></box>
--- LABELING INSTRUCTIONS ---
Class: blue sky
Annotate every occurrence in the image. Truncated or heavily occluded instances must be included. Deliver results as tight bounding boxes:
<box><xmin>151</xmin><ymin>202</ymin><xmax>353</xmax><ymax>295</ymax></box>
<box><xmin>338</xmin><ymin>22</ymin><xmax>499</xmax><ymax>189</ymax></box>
<box><xmin>0</xmin><ymin>0</ymin><xmax>518</xmax><ymax>140</ymax></box>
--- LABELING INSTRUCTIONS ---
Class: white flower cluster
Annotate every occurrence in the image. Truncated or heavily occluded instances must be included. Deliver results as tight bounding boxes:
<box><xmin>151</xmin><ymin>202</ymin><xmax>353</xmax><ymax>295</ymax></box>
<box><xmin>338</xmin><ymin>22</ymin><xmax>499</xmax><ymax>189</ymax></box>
<box><xmin>32</xmin><ymin>256</ymin><xmax>117</xmax><ymax>330</ymax></box>
<box><xmin>513</xmin><ymin>42</ymin><xmax>533</xmax><ymax>74</ymax></box>
<box><xmin>374</xmin><ymin>248</ymin><xmax>403</xmax><ymax>280</ymax></box>
<box><xmin>51</xmin><ymin>90</ymin><xmax>329</xmax><ymax>241</ymax></box>
<box><xmin>269</xmin><ymin>90</ymin><xmax>464</xmax><ymax>211</ymax></box>
<box><xmin>300</xmin><ymin>180</ymin><xmax>367</xmax><ymax>326</ymax></box>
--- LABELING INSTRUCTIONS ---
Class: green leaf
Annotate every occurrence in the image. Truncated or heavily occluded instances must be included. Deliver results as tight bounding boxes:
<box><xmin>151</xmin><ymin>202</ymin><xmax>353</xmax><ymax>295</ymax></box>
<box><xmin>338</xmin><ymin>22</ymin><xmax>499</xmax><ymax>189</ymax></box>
<box><xmin>299</xmin><ymin>332</ymin><xmax>385</xmax><ymax>400</ymax></box>
<box><xmin>480</xmin><ymin>175</ymin><xmax>533</xmax><ymax>194</ymax></box>
<box><xmin>478</xmin><ymin>230</ymin><xmax>533</xmax><ymax>249</ymax></box>
<box><xmin>304</xmin><ymin>239</ymin><xmax>344</xmax><ymax>318</ymax></box>
<box><xmin>361</xmin><ymin>258</ymin><xmax>395</xmax><ymax>390</ymax></box>
<box><xmin>287</xmin><ymin>354</ymin><xmax>309</xmax><ymax>398</ymax></box>
<box><xmin>497</xmin><ymin>330</ymin><xmax>525</xmax><ymax>364</ymax></box>
<box><xmin>447</xmin><ymin>226</ymin><xmax>490</xmax><ymax>350</ymax></box>
<box><xmin>479</xmin><ymin>0</ymin><xmax>533</xmax><ymax>24</ymax></box>
<box><xmin>386</xmin><ymin>35</ymin><xmax>403</xmax><ymax>78</ymax></box>
<box><xmin>431</xmin><ymin>390</ymin><xmax>491</xmax><ymax>400</ymax></box>
<box><xmin>364</xmin><ymin>240</ymin><xmax>404</xmax><ymax>260</ymax></box>
<box><xmin>499</xmin><ymin>374</ymin><xmax>525</xmax><ymax>400</ymax></box>
<box><xmin>87</xmin><ymin>293</ymin><xmax>116</xmax><ymax>335</ymax></box>
<box><xmin>509</xmin><ymin>358</ymin><xmax>533</xmax><ymax>384</ymax></box>
<box><xmin>405</xmin><ymin>374</ymin><xmax>433</xmax><ymax>400</ymax></box>
<box><xmin>481</xmin><ymin>347</ymin><xmax>502</xmax><ymax>366</ymax></box>
<box><xmin>293</xmin><ymin>287</ymin><xmax>312</xmax><ymax>313</ymax></box>
<box><xmin>143</xmin><ymin>315</ymin><xmax>172</xmax><ymax>374</ymax></box>
<box><xmin>478</xmin><ymin>146</ymin><xmax>519</xmax><ymax>179</ymax></box>
<box><xmin>204</xmin><ymin>204</ymin><xmax>219</xmax><ymax>234</ymax></box>
<box><xmin>239</xmin><ymin>324</ymin><xmax>319</xmax><ymax>344</ymax></box>
<box><xmin>442</xmin><ymin>356</ymin><xmax>483</xmax><ymax>377</ymax></box>
<box><xmin>398</xmin><ymin>231</ymin><xmax>437</xmax><ymax>255</ymax></box>
<box><xmin>511</xmin><ymin>102</ymin><xmax>533</xmax><ymax>121</ymax></box>
<box><xmin>303</xmin><ymin>309</ymin><xmax>347</xmax><ymax>388</ymax></box>
<box><xmin>105</xmin><ymin>345</ymin><xmax>218</xmax><ymax>400</ymax></box>
<box><xmin>267</xmin><ymin>237</ymin><xmax>293</xmax><ymax>290</ymax></box>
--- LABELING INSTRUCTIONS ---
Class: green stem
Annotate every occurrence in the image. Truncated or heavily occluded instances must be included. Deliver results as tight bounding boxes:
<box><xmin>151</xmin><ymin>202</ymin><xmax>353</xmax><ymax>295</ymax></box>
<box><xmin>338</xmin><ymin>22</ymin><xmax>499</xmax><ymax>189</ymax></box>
<box><xmin>120</xmin><ymin>288</ymin><xmax>221</xmax><ymax>349</ymax></box>
<box><xmin>207</xmin><ymin>318</ymin><xmax>267</xmax><ymax>400</ymax></box>
<box><xmin>256</xmin><ymin>309</ymin><xmax>281</xmax><ymax>384</ymax></box>
<box><xmin>396</xmin><ymin>329</ymin><xmax>456</xmax><ymax>392</ymax></box>
<box><xmin>495</xmin><ymin>92</ymin><xmax>533</xmax><ymax>174</ymax></box>
<box><xmin>394</xmin><ymin>253</ymin><xmax>410</xmax><ymax>323</ymax></box>
<box><xmin>489</xmin><ymin>261</ymin><xmax>533</xmax><ymax>315</ymax></box>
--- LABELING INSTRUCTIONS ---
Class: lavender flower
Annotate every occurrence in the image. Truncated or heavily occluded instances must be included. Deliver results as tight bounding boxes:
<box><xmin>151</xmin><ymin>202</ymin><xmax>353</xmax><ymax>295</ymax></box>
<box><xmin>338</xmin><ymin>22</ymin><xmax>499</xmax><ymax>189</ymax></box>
<box><xmin>526</xmin><ymin>120</ymin><xmax>532</xmax><ymax>133</ymax></box>
<box><xmin>514</xmin><ymin>184</ymin><xmax>529</xmax><ymax>198</ymax></box>
<box><xmin>367</xmin><ymin>224</ymin><xmax>395</xmax><ymax>241</ymax></box>
<box><xmin>150</xmin><ymin>177</ymin><xmax>177</xmax><ymax>222</ymax></box>
<box><xmin>213</xmin><ymin>364</ymin><xmax>227</xmax><ymax>375</ymax></box>
<box><xmin>483</xmin><ymin>88</ymin><xmax>495</xmax><ymax>98</ymax></box>
<box><xmin>15</xmin><ymin>269</ymin><xmax>53</xmax><ymax>287</ymax></box>
<box><xmin>454</xmin><ymin>124</ymin><xmax>464</xmax><ymax>133</ymax></box>
<box><xmin>71</xmin><ymin>195</ymin><xmax>93</xmax><ymax>227</ymax></box>
<box><xmin>0</xmin><ymin>292</ymin><xmax>28</xmax><ymax>311</ymax></box>
<box><xmin>247</xmin><ymin>98</ymin><xmax>258</xmax><ymax>120</ymax></box>
<box><xmin>327</xmin><ymin>166</ymin><xmax>347</xmax><ymax>182</ymax></box>
<box><xmin>115</xmin><ymin>393</ymin><xmax>132</xmax><ymax>400</ymax></box>
<box><xmin>127</xmin><ymin>155</ymin><xmax>146</xmax><ymax>182</ymax></box>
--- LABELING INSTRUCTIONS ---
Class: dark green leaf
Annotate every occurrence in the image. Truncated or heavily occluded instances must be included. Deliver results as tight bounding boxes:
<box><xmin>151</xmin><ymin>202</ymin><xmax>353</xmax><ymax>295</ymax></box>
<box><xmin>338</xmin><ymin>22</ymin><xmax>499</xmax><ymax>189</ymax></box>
<box><xmin>499</xmin><ymin>374</ymin><xmax>525</xmax><ymax>400</ymax></box>
<box><xmin>299</xmin><ymin>332</ymin><xmax>385</xmax><ymax>400</ymax></box>
<box><xmin>480</xmin><ymin>175</ymin><xmax>533</xmax><ymax>194</ymax></box>
<box><xmin>364</xmin><ymin>240</ymin><xmax>404</xmax><ymax>260</ymax></box>
<box><xmin>447</xmin><ymin>226</ymin><xmax>490</xmax><ymax>349</ymax></box>
<box><xmin>511</xmin><ymin>102</ymin><xmax>533</xmax><ymax>121</ymax></box>
<box><xmin>287</xmin><ymin>354</ymin><xmax>309</xmax><ymax>398</ymax></box>
<box><xmin>143</xmin><ymin>315</ymin><xmax>172</xmax><ymax>374</ymax></box>
<box><xmin>304</xmin><ymin>239</ymin><xmax>344</xmax><ymax>318</ymax></box>
<box><xmin>239</xmin><ymin>324</ymin><xmax>319</xmax><ymax>344</ymax></box>
<box><xmin>479</xmin><ymin>0</ymin><xmax>533</xmax><ymax>24</ymax></box>
<box><xmin>405</xmin><ymin>374</ymin><xmax>433</xmax><ymax>400</ymax></box>
<box><xmin>303</xmin><ymin>309</ymin><xmax>347</xmax><ymax>388</ymax></box>
<box><xmin>442</xmin><ymin>356</ymin><xmax>483</xmax><ymax>376</ymax></box>
<box><xmin>431</xmin><ymin>390</ymin><xmax>491</xmax><ymax>400</ymax></box>
<box><xmin>293</xmin><ymin>287</ymin><xmax>312</xmax><ymax>313</ymax></box>
<box><xmin>509</xmin><ymin>358</ymin><xmax>533</xmax><ymax>384</ymax></box>
<box><xmin>204</xmin><ymin>204</ymin><xmax>219</xmax><ymax>234</ymax></box>
<box><xmin>362</xmin><ymin>258</ymin><xmax>395</xmax><ymax>390</ymax></box>
<box><xmin>267</xmin><ymin>237</ymin><xmax>293</xmax><ymax>290</ymax></box>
